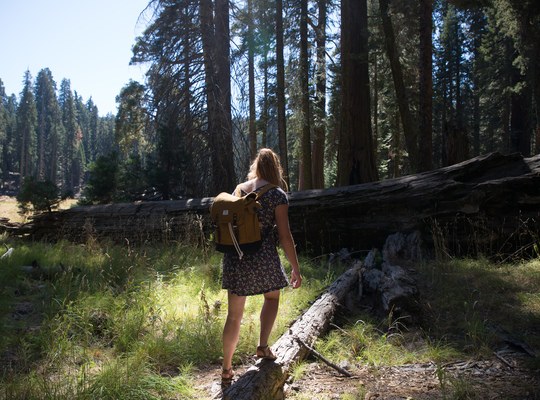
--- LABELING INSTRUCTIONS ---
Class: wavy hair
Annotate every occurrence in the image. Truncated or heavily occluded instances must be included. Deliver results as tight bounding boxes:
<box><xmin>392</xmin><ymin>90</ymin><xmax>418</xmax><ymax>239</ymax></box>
<box><xmin>247</xmin><ymin>148</ymin><xmax>288</xmax><ymax>191</ymax></box>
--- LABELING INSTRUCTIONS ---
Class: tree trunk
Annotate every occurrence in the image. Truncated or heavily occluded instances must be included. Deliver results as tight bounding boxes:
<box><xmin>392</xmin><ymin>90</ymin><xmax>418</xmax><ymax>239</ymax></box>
<box><xmin>222</xmin><ymin>264</ymin><xmax>362</xmax><ymax>400</ymax></box>
<box><xmin>18</xmin><ymin>153</ymin><xmax>540</xmax><ymax>261</ymax></box>
<box><xmin>262</xmin><ymin>54</ymin><xmax>269</xmax><ymax>148</ymax></box>
<box><xmin>379</xmin><ymin>0</ymin><xmax>418</xmax><ymax>171</ymax></box>
<box><xmin>201</xmin><ymin>0</ymin><xmax>235</xmax><ymax>194</ymax></box>
<box><xmin>510</xmin><ymin>67</ymin><xmax>531</xmax><ymax>156</ymax></box>
<box><xmin>418</xmin><ymin>0</ymin><xmax>433</xmax><ymax>172</ymax></box>
<box><xmin>248</xmin><ymin>0</ymin><xmax>257</xmax><ymax>159</ymax></box>
<box><xmin>338</xmin><ymin>0</ymin><xmax>378</xmax><ymax>185</ymax></box>
<box><xmin>299</xmin><ymin>0</ymin><xmax>312</xmax><ymax>190</ymax></box>
<box><xmin>276</xmin><ymin>0</ymin><xmax>289</xmax><ymax>186</ymax></box>
<box><xmin>312</xmin><ymin>0</ymin><xmax>327</xmax><ymax>189</ymax></box>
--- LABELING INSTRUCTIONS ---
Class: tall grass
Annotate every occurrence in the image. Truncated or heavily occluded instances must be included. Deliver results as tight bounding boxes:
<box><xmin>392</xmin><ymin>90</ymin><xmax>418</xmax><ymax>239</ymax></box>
<box><xmin>314</xmin><ymin>256</ymin><xmax>540</xmax><ymax>373</ymax></box>
<box><xmin>0</xmin><ymin>236</ymin><xmax>340</xmax><ymax>399</ymax></box>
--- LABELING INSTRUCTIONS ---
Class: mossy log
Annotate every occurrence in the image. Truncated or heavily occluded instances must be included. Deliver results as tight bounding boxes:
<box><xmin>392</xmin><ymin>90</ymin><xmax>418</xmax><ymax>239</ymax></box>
<box><xmin>15</xmin><ymin>152</ymin><xmax>540</xmax><ymax>257</ymax></box>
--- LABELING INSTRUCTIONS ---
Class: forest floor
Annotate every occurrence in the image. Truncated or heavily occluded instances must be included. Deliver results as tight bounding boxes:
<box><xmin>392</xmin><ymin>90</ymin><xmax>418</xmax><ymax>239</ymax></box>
<box><xmin>190</xmin><ymin>341</ymin><xmax>539</xmax><ymax>399</ymax></box>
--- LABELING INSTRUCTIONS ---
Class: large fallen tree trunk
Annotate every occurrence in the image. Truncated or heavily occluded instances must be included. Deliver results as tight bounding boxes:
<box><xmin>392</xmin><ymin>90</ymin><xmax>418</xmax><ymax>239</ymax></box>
<box><xmin>13</xmin><ymin>152</ymin><xmax>540</xmax><ymax>257</ymax></box>
<box><xmin>286</xmin><ymin>152</ymin><xmax>540</xmax><ymax>257</ymax></box>
<box><xmin>221</xmin><ymin>263</ymin><xmax>363</xmax><ymax>400</ymax></box>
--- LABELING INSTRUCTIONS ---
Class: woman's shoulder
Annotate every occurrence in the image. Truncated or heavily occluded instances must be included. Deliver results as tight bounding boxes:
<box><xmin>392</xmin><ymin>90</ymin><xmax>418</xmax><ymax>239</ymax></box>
<box><xmin>236</xmin><ymin>179</ymin><xmax>258</xmax><ymax>194</ymax></box>
<box><xmin>268</xmin><ymin>186</ymin><xmax>288</xmax><ymax>204</ymax></box>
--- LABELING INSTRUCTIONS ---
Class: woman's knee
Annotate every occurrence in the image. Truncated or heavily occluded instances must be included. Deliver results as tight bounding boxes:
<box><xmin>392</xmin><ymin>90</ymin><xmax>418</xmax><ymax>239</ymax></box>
<box><xmin>263</xmin><ymin>290</ymin><xmax>280</xmax><ymax>302</ymax></box>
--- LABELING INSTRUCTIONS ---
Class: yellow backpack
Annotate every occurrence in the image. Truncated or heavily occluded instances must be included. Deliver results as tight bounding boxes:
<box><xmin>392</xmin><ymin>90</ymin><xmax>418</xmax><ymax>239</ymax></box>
<box><xmin>210</xmin><ymin>184</ymin><xmax>276</xmax><ymax>259</ymax></box>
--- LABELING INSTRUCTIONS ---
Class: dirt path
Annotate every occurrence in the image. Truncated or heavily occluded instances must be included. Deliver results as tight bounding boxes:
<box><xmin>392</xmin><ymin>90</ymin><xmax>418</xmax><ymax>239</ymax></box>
<box><xmin>192</xmin><ymin>350</ymin><xmax>539</xmax><ymax>399</ymax></box>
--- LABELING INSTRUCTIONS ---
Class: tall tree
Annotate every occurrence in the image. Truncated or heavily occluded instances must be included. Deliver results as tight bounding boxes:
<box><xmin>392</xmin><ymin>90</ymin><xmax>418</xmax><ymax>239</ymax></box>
<box><xmin>379</xmin><ymin>0</ymin><xmax>419</xmax><ymax>171</ymax></box>
<box><xmin>201</xmin><ymin>0</ymin><xmax>236</xmax><ymax>193</ymax></box>
<box><xmin>16</xmin><ymin>71</ymin><xmax>37</xmax><ymax>180</ymax></box>
<box><xmin>85</xmin><ymin>98</ymin><xmax>99</xmax><ymax>164</ymax></box>
<box><xmin>338</xmin><ymin>0</ymin><xmax>378</xmax><ymax>185</ymax></box>
<box><xmin>34</xmin><ymin>68</ymin><xmax>62</xmax><ymax>183</ymax></box>
<box><xmin>0</xmin><ymin>80</ymin><xmax>6</xmax><ymax>179</ymax></box>
<box><xmin>247</xmin><ymin>0</ymin><xmax>257</xmax><ymax>158</ymax></box>
<box><xmin>2</xmin><ymin>94</ymin><xmax>18</xmax><ymax>184</ymax></box>
<box><xmin>115</xmin><ymin>81</ymin><xmax>148</xmax><ymax>160</ymax></box>
<box><xmin>275</xmin><ymin>0</ymin><xmax>289</xmax><ymax>185</ymax></box>
<box><xmin>312</xmin><ymin>0</ymin><xmax>328</xmax><ymax>189</ymax></box>
<box><xmin>298</xmin><ymin>0</ymin><xmax>313</xmax><ymax>190</ymax></box>
<box><xmin>59</xmin><ymin>79</ymin><xmax>79</xmax><ymax>194</ymax></box>
<box><xmin>418</xmin><ymin>0</ymin><xmax>433</xmax><ymax>171</ymax></box>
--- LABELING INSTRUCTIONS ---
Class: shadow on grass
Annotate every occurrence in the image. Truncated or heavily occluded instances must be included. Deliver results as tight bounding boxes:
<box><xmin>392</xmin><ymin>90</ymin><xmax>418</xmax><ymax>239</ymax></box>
<box><xmin>415</xmin><ymin>258</ymin><xmax>540</xmax><ymax>365</ymax></box>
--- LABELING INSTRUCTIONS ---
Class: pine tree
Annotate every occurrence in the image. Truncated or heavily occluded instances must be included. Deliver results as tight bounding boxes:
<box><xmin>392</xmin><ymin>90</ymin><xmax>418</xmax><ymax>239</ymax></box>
<box><xmin>34</xmin><ymin>68</ymin><xmax>62</xmax><ymax>183</ymax></box>
<box><xmin>16</xmin><ymin>70</ymin><xmax>37</xmax><ymax>180</ymax></box>
<box><xmin>59</xmin><ymin>79</ymin><xmax>79</xmax><ymax>194</ymax></box>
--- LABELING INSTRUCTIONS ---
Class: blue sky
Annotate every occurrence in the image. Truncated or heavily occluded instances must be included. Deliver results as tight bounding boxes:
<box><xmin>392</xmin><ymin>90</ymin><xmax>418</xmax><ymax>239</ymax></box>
<box><xmin>0</xmin><ymin>0</ymin><xmax>151</xmax><ymax>116</ymax></box>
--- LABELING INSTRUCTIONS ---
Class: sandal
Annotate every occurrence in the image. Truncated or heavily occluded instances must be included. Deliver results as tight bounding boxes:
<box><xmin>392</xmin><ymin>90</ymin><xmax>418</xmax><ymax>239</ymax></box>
<box><xmin>256</xmin><ymin>345</ymin><xmax>277</xmax><ymax>360</ymax></box>
<box><xmin>221</xmin><ymin>367</ymin><xmax>234</xmax><ymax>386</ymax></box>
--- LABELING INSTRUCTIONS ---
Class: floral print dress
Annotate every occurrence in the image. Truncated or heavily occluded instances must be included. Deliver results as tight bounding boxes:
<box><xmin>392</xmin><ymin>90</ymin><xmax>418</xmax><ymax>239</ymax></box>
<box><xmin>221</xmin><ymin>186</ymin><xmax>289</xmax><ymax>296</ymax></box>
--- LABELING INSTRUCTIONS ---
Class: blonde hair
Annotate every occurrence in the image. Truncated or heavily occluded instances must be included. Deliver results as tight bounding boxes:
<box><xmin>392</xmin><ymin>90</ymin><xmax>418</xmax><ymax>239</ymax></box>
<box><xmin>247</xmin><ymin>148</ymin><xmax>288</xmax><ymax>191</ymax></box>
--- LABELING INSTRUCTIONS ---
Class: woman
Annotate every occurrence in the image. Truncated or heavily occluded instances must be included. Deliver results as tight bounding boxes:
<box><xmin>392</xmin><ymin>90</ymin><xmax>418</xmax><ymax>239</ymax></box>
<box><xmin>220</xmin><ymin>148</ymin><xmax>302</xmax><ymax>386</ymax></box>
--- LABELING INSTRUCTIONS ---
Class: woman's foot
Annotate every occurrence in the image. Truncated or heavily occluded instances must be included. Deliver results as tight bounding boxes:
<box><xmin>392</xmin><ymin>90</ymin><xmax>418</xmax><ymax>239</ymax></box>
<box><xmin>221</xmin><ymin>367</ymin><xmax>234</xmax><ymax>386</ymax></box>
<box><xmin>256</xmin><ymin>345</ymin><xmax>277</xmax><ymax>360</ymax></box>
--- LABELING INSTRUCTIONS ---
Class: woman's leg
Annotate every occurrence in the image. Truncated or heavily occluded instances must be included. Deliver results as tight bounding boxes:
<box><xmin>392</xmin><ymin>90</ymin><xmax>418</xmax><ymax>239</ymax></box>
<box><xmin>222</xmin><ymin>291</ymin><xmax>246</xmax><ymax>371</ymax></box>
<box><xmin>259</xmin><ymin>290</ymin><xmax>280</xmax><ymax>347</ymax></box>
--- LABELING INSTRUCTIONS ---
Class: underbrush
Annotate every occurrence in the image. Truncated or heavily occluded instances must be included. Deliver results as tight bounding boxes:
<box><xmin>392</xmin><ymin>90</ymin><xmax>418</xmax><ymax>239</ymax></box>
<box><xmin>0</xmin><ymin>237</ymin><xmax>343</xmax><ymax>399</ymax></box>
<box><xmin>307</xmin><ymin>256</ymin><xmax>540</xmax><ymax>399</ymax></box>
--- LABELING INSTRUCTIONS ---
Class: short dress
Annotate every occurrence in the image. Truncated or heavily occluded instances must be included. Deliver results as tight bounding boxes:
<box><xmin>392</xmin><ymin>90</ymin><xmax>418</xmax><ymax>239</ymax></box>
<box><xmin>221</xmin><ymin>186</ymin><xmax>290</xmax><ymax>296</ymax></box>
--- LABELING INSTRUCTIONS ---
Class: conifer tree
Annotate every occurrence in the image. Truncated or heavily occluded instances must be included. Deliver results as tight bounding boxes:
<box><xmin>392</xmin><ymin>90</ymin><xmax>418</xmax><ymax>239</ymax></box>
<box><xmin>16</xmin><ymin>71</ymin><xmax>37</xmax><ymax>180</ymax></box>
<box><xmin>34</xmin><ymin>68</ymin><xmax>62</xmax><ymax>183</ymax></box>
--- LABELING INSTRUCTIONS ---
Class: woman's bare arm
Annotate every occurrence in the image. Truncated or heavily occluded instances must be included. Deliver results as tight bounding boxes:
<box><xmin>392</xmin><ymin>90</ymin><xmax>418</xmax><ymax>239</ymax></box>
<box><xmin>275</xmin><ymin>203</ymin><xmax>302</xmax><ymax>288</ymax></box>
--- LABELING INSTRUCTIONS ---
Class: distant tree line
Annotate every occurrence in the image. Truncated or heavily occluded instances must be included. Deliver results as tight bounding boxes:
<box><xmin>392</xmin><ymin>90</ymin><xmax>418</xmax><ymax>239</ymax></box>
<box><xmin>0</xmin><ymin>70</ymin><xmax>115</xmax><ymax>198</ymax></box>
<box><xmin>0</xmin><ymin>0</ymin><xmax>538</xmax><ymax>204</ymax></box>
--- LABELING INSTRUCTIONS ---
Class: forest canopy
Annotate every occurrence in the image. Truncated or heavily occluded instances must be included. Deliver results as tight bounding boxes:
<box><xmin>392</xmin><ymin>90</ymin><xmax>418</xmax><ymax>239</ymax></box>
<box><xmin>0</xmin><ymin>0</ymin><xmax>538</xmax><ymax>202</ymax></box>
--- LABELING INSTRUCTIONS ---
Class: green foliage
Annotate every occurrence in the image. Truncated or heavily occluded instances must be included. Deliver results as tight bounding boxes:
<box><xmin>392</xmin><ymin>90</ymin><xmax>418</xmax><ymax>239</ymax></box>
<box><xmin>81</xmin><ymin>152</ymin><xmax>119</xmax><ymax>204</ymax></box>
<box><xmin>0</xmin><ymin>238</ymin><xmax>336</xmax><ymax>399</ymax></box>
<box><xmin>416</xmin><ymin>257</ymin><xmax>540</xmax><ymax>355</ymax></box>
<box><xmin>16</xmin><ymin>176</ymin><xmax>61</xmax><ymax>214</ymax></box>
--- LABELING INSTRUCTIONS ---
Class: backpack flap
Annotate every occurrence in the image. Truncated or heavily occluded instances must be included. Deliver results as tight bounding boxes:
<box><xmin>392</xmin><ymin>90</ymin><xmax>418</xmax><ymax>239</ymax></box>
<box><xmin>210</xmin><ymin>191</ymin><xmax>264</xmax><ymax>257</ymax></box>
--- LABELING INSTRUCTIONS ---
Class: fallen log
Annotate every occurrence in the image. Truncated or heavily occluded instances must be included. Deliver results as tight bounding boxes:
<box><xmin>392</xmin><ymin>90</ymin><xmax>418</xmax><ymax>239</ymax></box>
<box><xmin>221</xmin><ymin>262</ymin><xmax>363</xmax><ymax>400</ymax></box>
<box><xmin>13</xmin><ymin>152</ymin><xmax>540</xmax><ymax>257</ymax></box>
<box><xmin>362</xmin><ymin>232</ymin><xmax>421</xmax><ymax>322</ymax></box>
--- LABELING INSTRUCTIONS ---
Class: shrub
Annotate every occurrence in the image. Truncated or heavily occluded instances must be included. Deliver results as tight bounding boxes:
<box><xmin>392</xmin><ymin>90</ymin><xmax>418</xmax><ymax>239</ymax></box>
<box><xmin>16</xmin><ymin>176</ymin><xmax>61</xmax><ymax>214</ymax></box>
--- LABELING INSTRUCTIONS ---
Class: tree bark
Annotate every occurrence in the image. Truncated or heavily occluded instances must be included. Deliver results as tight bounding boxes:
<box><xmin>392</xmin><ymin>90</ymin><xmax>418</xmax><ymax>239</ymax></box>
<box><xmin>276</xmin><ymin>0</ymin><xmax>289</xmax><ymax>186</ymax></box>
<box><xmin>418</xmin><ymin>0</ymin><xmax>433</xmax><ymax>172</ymax></box>
<box><xmin>299</xmin><ymin>0</ymin><xmax>313</xmax><ymax>190</ymax></box>
<box><xmin>248</xmin><ymin>0</ymin><xmax>257</xmax><ymax>159</ymax></box>
<box><xmin>312</xmin><ymin>0</ymin><xmax>327</xmax><ymax>189</ymax></box>
<box><xmin>379</xmin><ymin>0</ymin><xmax>418</xmax><ymax>171</ymax></box>
<box><xmin>221</xmin><ymin>264</ymin><xmax>362</xmax><ymax>400</ymax></box>
<box><xmin>338</xmin><ymin>0</ymin><xmax>378</xmax><ymax>185</ymax></box>
<box><xmin>201</xmin><ymin>0</ymin><xmax>236</xmax><ymax>194</ymax></box>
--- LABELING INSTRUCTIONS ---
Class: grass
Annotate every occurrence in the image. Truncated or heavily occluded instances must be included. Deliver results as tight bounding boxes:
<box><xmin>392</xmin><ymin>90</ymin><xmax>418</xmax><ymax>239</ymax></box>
<box><xmin>2</xmin><ymin>240</ymin><xmax>539</xmax><ymax>400</ymax></box>
<box><xmin>314</xmin><ymin>257</ymin><xmax>540</xmax><ymax>367</ymax></box>
<box><xmin>1</xmin><ymin>196</ymin><xmax>539</xmax><ymax>398</ymax></box>
<box><xmin>0</xmin><ymin>234</ymin><xmax>341</xmax><ymax>399</ymax></box>
<box><xmin>0</xmin><ymin>196</ymin><xmax>78</xmax><ymax>223</ymax></box>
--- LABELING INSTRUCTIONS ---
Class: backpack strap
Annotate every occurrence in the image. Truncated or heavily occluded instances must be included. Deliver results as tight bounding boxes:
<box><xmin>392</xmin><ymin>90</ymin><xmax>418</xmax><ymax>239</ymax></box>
<box><xmin>254</xmin><ymin>183</ymin><xmax>278</xmax><ymax>200</ymax></box>
<box><xmin>234</xmin><ymin>183</ymin><xmax>277</xmax><ymax>199</ymax></box>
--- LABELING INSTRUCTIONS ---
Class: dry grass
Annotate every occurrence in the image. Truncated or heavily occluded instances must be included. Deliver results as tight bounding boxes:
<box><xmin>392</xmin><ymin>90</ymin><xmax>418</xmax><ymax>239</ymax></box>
<box><xmin>0</xmin><ymin>196</ymin><xmax>78</xmax><ymax>223</ymax></box>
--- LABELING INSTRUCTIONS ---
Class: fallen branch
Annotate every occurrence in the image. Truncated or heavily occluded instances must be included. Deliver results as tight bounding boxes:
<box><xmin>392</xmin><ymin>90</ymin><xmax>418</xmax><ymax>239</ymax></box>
<box><xmin>294</xmin><ymin>336</ymin><xmax>352</xmax><ymax>377</ymax></box>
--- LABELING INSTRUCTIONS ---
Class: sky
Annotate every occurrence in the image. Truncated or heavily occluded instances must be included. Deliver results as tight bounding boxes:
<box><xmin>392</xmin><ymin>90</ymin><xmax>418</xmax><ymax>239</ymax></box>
<box><xmin>0</xmin><ymin>0</ymin><xmax>151</xmax><ymax>116</ymax></box>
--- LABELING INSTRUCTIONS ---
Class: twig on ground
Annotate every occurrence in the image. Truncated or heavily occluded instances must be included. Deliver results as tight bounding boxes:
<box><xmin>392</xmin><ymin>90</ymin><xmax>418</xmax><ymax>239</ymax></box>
<box><xmin>294</xmin><ymin>336</ymin><xmax>353</xmax><ymax>377</ymax></box>
<box><xmin>494</xmin><ymin>351</ymin><xmax>514</xmax><ymax>368</ymax></box>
